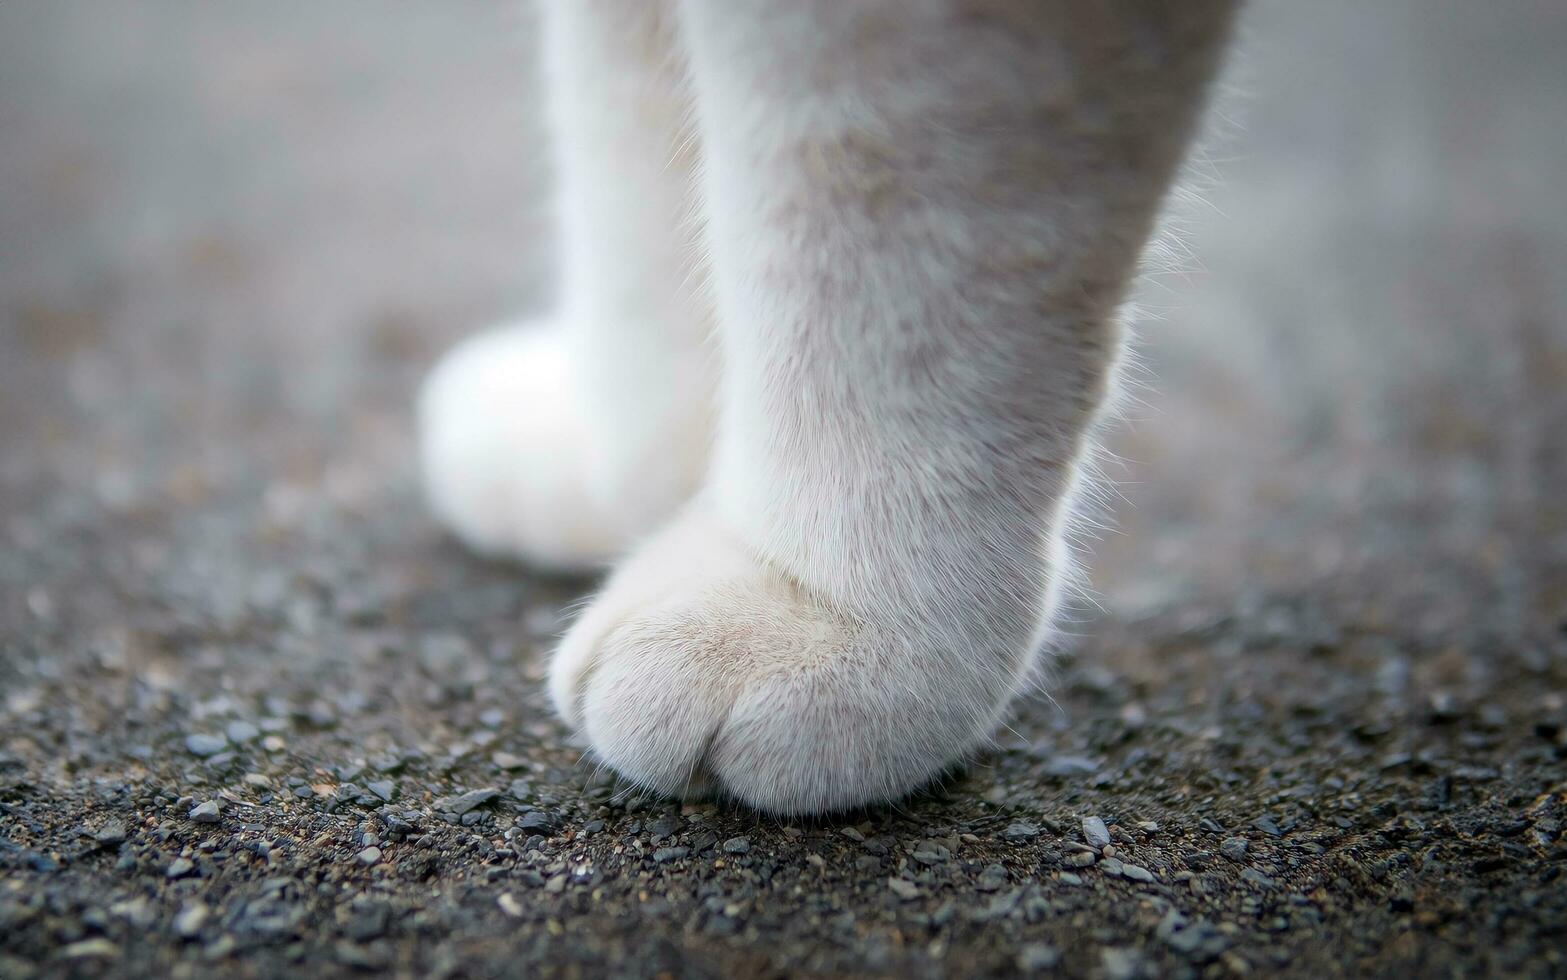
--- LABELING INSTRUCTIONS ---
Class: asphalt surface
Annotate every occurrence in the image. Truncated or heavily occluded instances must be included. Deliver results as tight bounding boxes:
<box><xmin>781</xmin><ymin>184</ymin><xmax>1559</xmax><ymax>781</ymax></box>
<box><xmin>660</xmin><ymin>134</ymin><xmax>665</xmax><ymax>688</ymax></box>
<box><xmin>2</xmin><ymin>1</ymin><xmax>1565</xmax><ymax>977</ymax></box>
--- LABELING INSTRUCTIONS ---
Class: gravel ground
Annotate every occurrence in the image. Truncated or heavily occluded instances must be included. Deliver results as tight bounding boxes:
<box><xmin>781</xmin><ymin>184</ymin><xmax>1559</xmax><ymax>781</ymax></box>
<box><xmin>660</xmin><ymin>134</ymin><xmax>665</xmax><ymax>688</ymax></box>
<box><xmin>2</xmin><ymin>2</ymin><xmax>1565</xmax><ymax>978</ymax></box>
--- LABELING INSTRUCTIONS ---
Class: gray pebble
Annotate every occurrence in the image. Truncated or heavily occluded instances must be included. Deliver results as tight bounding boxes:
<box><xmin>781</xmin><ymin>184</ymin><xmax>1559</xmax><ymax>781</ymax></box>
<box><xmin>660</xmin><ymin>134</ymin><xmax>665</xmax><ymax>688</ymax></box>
<box><xmin>1002</xmin><ymin>821</ymin><xmax>1039</xmax><ymax>842</ymax></box>
<box><xmin>188</xmin><ymin>800</ymin><xmax>222</xmax><ymax>824</ymax></box>
<box><xmin>517</xmin><ymin>810</ymin><xmax>560</xmax><ymax>834</ymax></box>
<box><xmin>224</xmin><ymin>720</ymin><xmax>260</xmax><ymax>744</ymax></box>
<box><xmin>911</xmin><ymin>841</ymin><xmax>949</xmax><ymax>864</ymax></box>
<box><xmin>184</xmin><ymin>734</ymin><xmax>227</xmax><ymax>757</ymax></box>
<box><xmin>722</xmin><ymin>837</ymin><xmax>751</xmax><ymax>855</ymax></box>
<box><xmin>1017</xmin><ymin>944</ymin><xmax>1060</xmax><ymax>971</ymax></box>
<box><xmin>60</xmin><ymin>939</ymin><xmax>119</xmax><ymax>960</ymax></box>
<box><xmin>435</xmin><ymin>788</ymin><xmax>499</xmax><ymax>815</ymax></box>
<box><xmin>1043</xmin><ymin>755</ymin><xmax>1098</xmax><ymax>777</ymax></box>
<box><xmin>1221</xmin><ymin>837</ymin><xmax>1249</xmax><ymax>860</ymax></box>
<box><xmin>977</xmin><ymin>864</ymin><xmax>1010</xmax><ymax>891</ymax></box>
<box><xmin>334</xmin><ymin>941</ymin><xmax>387</xmax><ymax>970</ymax></box>
<box><xmin>166</xmin><ymin>858</ymin><xmax>196</xmax><ymax>878</ymax></box>
<box><xmin>366</xmin><ymin>780</ymin><xmax>397</xmax><ymax>802</ymax></box>
<box><xmin>1102</xmin><ymin>948</ymin><xmax>1139</xmax><ymax>980</ymax></box>
<box><xmin>94</xmin><ymin>821</ymin><xmax>128</xmax><ymax>846</ymax></box>
<box><xmin>356</xmin><ymin>846</ymin><xmax>383</xmax><ymax>866</ymax></box>
<box><xmin>1121</xmin><ymin>863</ymin><xmax>1155</xmax><ymax>883</ymax></box>
<box><xmin>652</xmin><ymin>846</ymin><xmax>689</xmax><ymax>864</ymax></box>
<box><xmin>1082</xmin><ymin>816</ymin><xmax>1111</xmax><ymax>849</ymax></box>
<box><xmin>173</xmin><ymin>903</ymin><xmax>209</xmax><ymax>938</ymax></box>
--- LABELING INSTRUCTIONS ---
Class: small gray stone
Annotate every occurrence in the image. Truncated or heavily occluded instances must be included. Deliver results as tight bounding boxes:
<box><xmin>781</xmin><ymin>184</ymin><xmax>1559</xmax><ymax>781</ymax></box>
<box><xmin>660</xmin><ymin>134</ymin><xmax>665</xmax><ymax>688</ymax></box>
<box><xmin>1002</xmin><ymin>822</ymin><xmax>1039</xmax><ymax>842</ymax></box>
<box><xmin>60</xmin><ymin>939</ymin><xmax>120</xmax><ymax>960</ymax></box>
<box><xmin>722</xmin><ymin>837</ymin><xmax>752</xmax><ymax>855</ymax></box>
<box><xmin>977</xmin><ymin>863</ymin><xmax>1010</xmax><ymax>891</ymax></box>
<box><xmin>334</xmin><ymin>941</ymin><xmax>388</xmax><ymax>971</ymax></box>
<box><xmin>1159</xmin><ymin>911</ymin><xmax>1229</xmax><ymax>960</ymax></box>
<box><xmin>1082</xmin><ymin>816</ymin><xmax>1111</xmax><ymax>849</ymax></box>
<box><xmin>93</xmin><ymin>821</ymin><xmax>128</xmax><ymax>846</ymax></box>
<box><xmin>224</xmin><ymin>720</ymin><xmax>260</xmax><ymax>744</ymax></box>
<box><xmin>366</xmin><ymin>780</ymin><xmax>397</xmax><ymax>802</ymax></box>
<box><xmin>188</xmin><ymin>800</ymin><xmax>222</xmax><ymax>824</ymax></box>
<box><xmin>1043</xmin><ymin>755</ymin><xmax>1099</xmax><ymax>777</ymax></box>
<box><xmin>341</xmin><ymin>902</ymin><xmax>391</xmax><ymax>941</ymax></box>
<box><xmin>1121</xmin><ymin>863</ymin><xmax>1155</xmax><ymax>883</ymax></box>
<box><xmin>356</xmin><ymin>846</ymin><xmax>383</xmax><ymax>866</ymax></box>
<box><xmin>1102</xmin><ymin>948</ymin><xmax>1139</xmax><ymax>980</ymax></box>
<box><xmin>887</xmin><ymin>878</ymin><xmax>921</xmax><ymax>900</ymax></box>
<box><xmin>174</xmin><ymin>903</ymin><xmax>209</xmax><ymax>938</ymax></box>
<box><xmin>166</xmin><ymin>857</ymin><xmax>196</xmax><ymax>878</ymax></box>
<box><xmin>435</xmin><ymin>788</ymin><xmax>499</xmax><ymax>815</ymax></box>
<box><xmin>1017</xmin><ymin>944</ymin><xmax>1060</xmax><ymax>972</ymax></box>
<box><xmin>652</xmin><ymin>846</ymin><xmax>689</xmax><ymax>864</ymax></box>
<box><xmin>517</xmin><ymin>810</ymin><xmax>560</xmax><ymax>835</ymax></box>
<box><xmin>306</xmin><ymin>700</ymin><xmax>338</xmax><ymax>728</ymax></box>
<box><xmin>911</xmin><ymin>841</ymin><xmax>950</xmax><ymax>864</ymax></box>
<box><xmin>1221</xmin><ymin>837</ymin><xmax>1249</xmax><ymax>860</ymax></box>
<box><xmin>185</xmin><ymin>734</ymin><xmax>227</xmax><ymax>757</ymax></box>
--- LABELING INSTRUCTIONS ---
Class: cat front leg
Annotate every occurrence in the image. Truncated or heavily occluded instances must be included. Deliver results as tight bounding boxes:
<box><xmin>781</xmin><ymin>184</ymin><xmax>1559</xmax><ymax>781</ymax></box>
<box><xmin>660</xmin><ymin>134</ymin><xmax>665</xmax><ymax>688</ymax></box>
<box><xmin>551</xmin><ymin>0</ymin><xmax>1237</xmax><ymax>812</ymax></box>
<box><xmin>419</xmin><ymin>0</ymin><xmax>714</xmax><ymax>571</ymax></box>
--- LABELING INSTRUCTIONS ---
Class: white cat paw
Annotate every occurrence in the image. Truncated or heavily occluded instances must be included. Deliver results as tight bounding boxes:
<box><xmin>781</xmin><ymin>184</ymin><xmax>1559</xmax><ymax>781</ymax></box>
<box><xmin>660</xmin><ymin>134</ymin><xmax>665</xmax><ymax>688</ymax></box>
<box><xmin>418</xmin><ymin>325</ymin><xmax>694</xmax><ymax>572</ymax></box>
<box><xmin>549</xmin><ymin>507</ymin><xmax>1030</xmax><ymax>814</ymax></box>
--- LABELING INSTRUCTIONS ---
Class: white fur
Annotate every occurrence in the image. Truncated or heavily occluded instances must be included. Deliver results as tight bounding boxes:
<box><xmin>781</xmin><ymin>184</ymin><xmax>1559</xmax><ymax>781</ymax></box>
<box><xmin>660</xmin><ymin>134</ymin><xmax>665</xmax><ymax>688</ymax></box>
<box><xmin>418</xmin><ymin>0</ymin><xmax>714</xmax><ymax>571</ymax></box>
<box><xmin>421</xmin><ymin>0</ymin><xmax>1235</xmax><ymax>813</ymax></box>
<box><xmin>420</xmin><ymin>325</ymin><xmax>617</xmax><ymax>568</ymax></box>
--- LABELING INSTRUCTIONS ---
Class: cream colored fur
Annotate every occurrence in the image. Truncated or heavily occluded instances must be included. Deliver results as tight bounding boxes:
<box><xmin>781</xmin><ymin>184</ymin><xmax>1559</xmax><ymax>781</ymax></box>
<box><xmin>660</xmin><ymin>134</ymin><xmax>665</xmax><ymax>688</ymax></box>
<box><xmin>420</xmin><ymin>0</ymin><xmax>1236</xmax><ymax>814</ymax></box>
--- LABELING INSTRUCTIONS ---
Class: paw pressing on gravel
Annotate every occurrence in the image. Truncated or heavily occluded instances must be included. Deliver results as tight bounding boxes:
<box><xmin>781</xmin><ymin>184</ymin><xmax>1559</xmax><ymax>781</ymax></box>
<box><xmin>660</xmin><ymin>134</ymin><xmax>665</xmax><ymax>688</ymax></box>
<box><xmin>548</xmin><ymin>507</ymin><xmax>1032</xmax><ymax>815</ymax></box>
